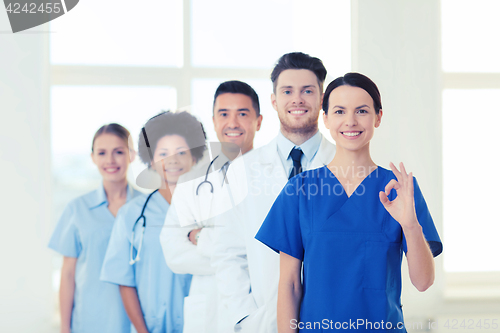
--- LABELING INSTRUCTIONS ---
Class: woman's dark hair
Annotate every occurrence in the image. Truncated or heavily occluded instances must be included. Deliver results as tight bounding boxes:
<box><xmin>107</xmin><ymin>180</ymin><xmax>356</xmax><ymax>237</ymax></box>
<box><xmin>322</xmin><ymin>73</ymin><xmax>382</xmax><ymax>115</ymax></box>
<box><xmin>214</xmin><ymin>80</ymin><xmax>261</xmax><ymax>116</ymax></box>
<box><xmin>271</xmin><ymin>52</ymin><xmax>327</xmax><ymax>93</ymax></box>
<box><xmin>92</xmin><ymin>123</ymin><xmax>132</xmax><ymax>152</ymax></box>
<box><xmin>138</xmin><ymin>111</ymin><xmax>207</xmax><ymax>167</ymax></box>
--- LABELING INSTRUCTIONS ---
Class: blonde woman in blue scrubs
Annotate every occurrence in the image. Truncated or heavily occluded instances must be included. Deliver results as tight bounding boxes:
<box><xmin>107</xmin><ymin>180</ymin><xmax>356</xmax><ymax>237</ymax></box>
<box><xmin>49</xmin><ymin>124</ymin><xmax>142</xmax><ymax>333</ymax></box>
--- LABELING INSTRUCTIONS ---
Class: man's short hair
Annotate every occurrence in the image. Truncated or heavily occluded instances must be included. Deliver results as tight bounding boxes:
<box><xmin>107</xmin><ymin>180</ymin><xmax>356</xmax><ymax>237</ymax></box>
<box><xmin>213</xmin><ymin>80</ymin><xmax>261</xmax><ymax>117</ymax></box>
<box><xmin>270</xmin><ymin>52</ymin><xmax>327</xmax><ymax>93</ymax></box>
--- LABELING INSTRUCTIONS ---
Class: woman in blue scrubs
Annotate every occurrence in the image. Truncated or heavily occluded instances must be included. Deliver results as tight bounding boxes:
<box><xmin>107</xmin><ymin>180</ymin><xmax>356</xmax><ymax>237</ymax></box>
<box><xmin>101</xmin><ymin>111</ymin><xmax>206</xmax><ymax>333</ymax></box>
<box><xmin>256</xmin><ymin>73</ymin><xmax>442</xmax><ymax>332</ymax></box>
<box><xmin>49</xmin><ymin>123</ymin><xmax>142</xmax><ymax>333</ymax></box>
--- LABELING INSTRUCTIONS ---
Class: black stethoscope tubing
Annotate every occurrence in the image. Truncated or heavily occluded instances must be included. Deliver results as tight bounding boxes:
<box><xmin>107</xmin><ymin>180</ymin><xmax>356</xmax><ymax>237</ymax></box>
<box><xmin>196</xmin><ymin>156</ymin><xmax>219</xmax><ymax>195</ymax></box>
<box><xmin>129</xmin><ymin>189</ymin><xmax>158</xmax><ymax>265</ymax></box>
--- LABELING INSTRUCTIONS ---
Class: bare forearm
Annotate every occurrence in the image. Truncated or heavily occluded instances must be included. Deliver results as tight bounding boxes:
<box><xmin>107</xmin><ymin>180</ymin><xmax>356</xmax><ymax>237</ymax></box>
<box><xmin>278</xmin><ymin>280</ymin><xmax>302</xmax><ymax>333</ymax></box>
<box><xmin>59</xmin><ymin>273</ymin><xmax>75</xmax><ymax>332</ymax></box>
<box><xmin>119</xmin><ymin>286</ymin><xmax>149</xmax><ymax>333</ymax></box>
<box><xmin>278</xmin><ymin>252</ymin><xmax>303</xmax><ymax>333</ymax></box>
<box><xmin>59</xmin><ymin>257</ymin><xmax>77</xmax><ymax>333</ymax></box>
<box><xmin>404</xmin><ymin>222</ymin><xmax>435</xmax><ymax>291</ymax></box>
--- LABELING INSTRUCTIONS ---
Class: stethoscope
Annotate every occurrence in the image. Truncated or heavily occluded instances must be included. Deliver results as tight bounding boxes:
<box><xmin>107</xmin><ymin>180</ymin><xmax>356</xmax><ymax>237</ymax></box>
<box><xmin>129</xmin><ymin>189</ymin><xmax>158</xmax><ymax>265</ymax></box>
<box><xmin>129</xmin><ymin>156</ymin><xmax>229</xmax><ymax>265</ymax></box>
<box><xmin>195</xmin><ymin>155</ymin><xmax>229</xmax><ymax>195</ymax></box>
<box><xmin>130</xmin><ymin>125</ymin><xmax>229</xmax><ymax>264</ymax></box>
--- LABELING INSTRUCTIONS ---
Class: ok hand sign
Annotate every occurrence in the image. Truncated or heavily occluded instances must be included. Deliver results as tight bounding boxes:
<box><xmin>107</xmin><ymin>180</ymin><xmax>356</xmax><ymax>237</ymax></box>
<box><xmin>379</xmin><ymin>162</ymin><xmax>419</xmax><ymax>230</ymax></box>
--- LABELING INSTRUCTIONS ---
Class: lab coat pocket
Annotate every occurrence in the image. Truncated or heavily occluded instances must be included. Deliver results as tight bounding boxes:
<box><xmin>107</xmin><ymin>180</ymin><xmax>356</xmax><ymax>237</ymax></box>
<box><xmin>363</xmin><ymin>241</ymin><xmax>400</xmax><ymax>290</ymax></box>
<box><xmin>183</xmin><ymin>294</ymin><xmax>207</xmax><ymax>333</ymax></box>
<box><xmin>238</xmin><ymin>303</ymin><xmax>272</xmax><ymax>333</ymax></box>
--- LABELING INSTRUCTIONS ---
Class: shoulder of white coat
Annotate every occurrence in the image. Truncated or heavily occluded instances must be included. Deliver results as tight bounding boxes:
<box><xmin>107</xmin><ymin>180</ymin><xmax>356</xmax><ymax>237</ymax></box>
<box><xmin>240</xmin><ymin>136</ymin><xmax>278</xmax><ymax>170</ymax></box>
<box><xmin>317</xmin><ymin>135</ymin><xmax>336</xmax><ymax>161</ymax></box>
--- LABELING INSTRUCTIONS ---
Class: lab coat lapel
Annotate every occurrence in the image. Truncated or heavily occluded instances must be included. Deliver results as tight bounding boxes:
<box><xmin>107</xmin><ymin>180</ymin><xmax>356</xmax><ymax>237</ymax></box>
<box><xmin>310</xmin><ymin>135</ymin><xmax>336</xmax><ymax>169</ymax></box>
<box><xmin>257</xmin><ymin>137</ymin><xmax>288</xmax><ymax>187</ymax></box>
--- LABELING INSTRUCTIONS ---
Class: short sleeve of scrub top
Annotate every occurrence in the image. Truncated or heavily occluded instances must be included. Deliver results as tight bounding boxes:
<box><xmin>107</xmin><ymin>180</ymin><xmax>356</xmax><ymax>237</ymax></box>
<box><xmin>402</xmin><ymin>177</ymin><xmax>442</xmax><ymax>257</ymax></box>
<box><xmin>48</xmin><ymin>185</ymin><xmax>141</xmax><ymax>333</ymax></box>
<box><xmin>101</xmin><ymin>191</ymin><xmax>191</xmax><ymax>333</ymax></box>
<box><xmin>255</xmin><ymin>175</ymin><xmax>304</xmax><ymax>261</ymax></box>
<box><xmin>255</xmin><ymin>166</ymin><xmax>442</xmax><ymax>332</ymax></box>
<box><xmin>100</xmin><ymin>203</ymin><xmax>136</xmax><ymax>287</ymax></box>
<box><xmin>256</xmin><ymin>169</ymin><xmax>443</xmax><ymax>260</ymax></box>
<box><xmin>48</xmin><ymin>202</ymin><xmax>82</xmax><ymax>258</ymax></box>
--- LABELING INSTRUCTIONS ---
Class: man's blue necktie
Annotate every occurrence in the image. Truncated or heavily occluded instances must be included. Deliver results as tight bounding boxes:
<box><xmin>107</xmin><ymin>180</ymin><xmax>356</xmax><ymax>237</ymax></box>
<box><xmin>288</xmin><ymin>148</ymin><xmax>303</xmax><ymax>180</ymax></box>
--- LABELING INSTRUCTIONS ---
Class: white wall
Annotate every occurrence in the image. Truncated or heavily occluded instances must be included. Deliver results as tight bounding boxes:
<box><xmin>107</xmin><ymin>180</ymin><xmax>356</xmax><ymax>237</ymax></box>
<box><xmin>352</xmin><ymin>0</ymin><xmax>444</xmax><ymax>324</ymax></box>
<box><xmin>0</xmin><ymin>10</ymin><xmax>56</xmax><ymax>333</ymax></box>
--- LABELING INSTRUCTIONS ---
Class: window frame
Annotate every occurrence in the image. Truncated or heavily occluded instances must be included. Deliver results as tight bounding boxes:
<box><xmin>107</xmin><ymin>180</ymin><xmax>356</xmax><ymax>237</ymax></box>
<box><xmin>442</xmin><ymin>53</ymin><xmax>500</xmax><ymax>304</ymax></box>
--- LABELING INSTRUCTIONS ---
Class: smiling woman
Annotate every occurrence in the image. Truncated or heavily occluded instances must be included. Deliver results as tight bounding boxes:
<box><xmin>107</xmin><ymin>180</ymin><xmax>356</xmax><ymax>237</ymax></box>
<box><xmin>48</xmin><ymin>123</ymin><xmax>143</xmax><ymax>333</ymax></box>
<box><xmin>137</xmin><ymin>111</ymin><xmax>206</xmax><ymax>193</ymax></box>
<box><xmin>322</xmin><ymin>75</ymin><xmax>382</xmax><ymax>159</ymax></box>
<box><xmin>256</xmin><ymin>72</ymin><xmax>442</xmax><ymax>333</ymax></box>
<box><xmin>100</xmin><ymin>111</ymin><xmax>208</xmax><ymax>333</ymax></box>
<box><xmin>91</xmin><ymin>126</ymin><xmax>136</xmax><ymax>212</ymax></box>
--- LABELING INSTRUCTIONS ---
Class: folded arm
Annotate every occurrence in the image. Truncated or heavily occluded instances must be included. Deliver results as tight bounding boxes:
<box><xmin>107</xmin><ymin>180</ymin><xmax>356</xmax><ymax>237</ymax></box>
<box><xmin>160</xmin><ymin>198</ymin><xmax>214</xmax><ymax>275</ymax></box>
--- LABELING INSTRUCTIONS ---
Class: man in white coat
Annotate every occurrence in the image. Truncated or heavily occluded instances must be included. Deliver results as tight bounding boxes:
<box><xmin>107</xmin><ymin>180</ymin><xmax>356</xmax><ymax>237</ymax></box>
<box><xmin>160</xmin><ymin>80</ymin><xmax>263</xmax><ymax>333</ymax></box>
<box><xmin>212</xmin><ymin>52</ymin><xmax>336</xmax><ymax>333</ymax></box>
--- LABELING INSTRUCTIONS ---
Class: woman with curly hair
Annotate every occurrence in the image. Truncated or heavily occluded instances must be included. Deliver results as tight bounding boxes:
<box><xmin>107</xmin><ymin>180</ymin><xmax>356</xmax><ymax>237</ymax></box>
<box><xmin>101</xmin><ymin>111</ymin><xmax>207</xmax><ymax>333</ymax></box>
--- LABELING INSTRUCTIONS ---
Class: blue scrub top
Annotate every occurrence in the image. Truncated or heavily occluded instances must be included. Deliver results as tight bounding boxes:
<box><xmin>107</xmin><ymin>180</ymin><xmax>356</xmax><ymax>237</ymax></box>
<box><xmin>100</xmin><ymin>190</ymin><xmax>192</xmax><ymax>333</ymax></box>
<box><xmin>48</xmin><ymin>184</ymin><xmax>141</xmax><ymax>333</ymax></box>
<box><xmin>256</xmin><ymin>166</ymin><xmax>442</xmax><ymax>332</ymax></box>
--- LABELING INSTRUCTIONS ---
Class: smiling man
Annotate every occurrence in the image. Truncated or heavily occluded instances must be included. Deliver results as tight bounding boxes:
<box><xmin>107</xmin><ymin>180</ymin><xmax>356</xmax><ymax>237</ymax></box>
<box><xmin>212</xmin><ymin>80</ymin><xmax>263</xmax><ymax>156</ymax></box>
<box><xmin>271</xmin><ymin>64</ymin><xmax>323</xmax><ymax>142</ymax></box>
<box><xmin>160</xmin><ymin>80</ymin><xmax>262</xmax><ymax>333</ymax></box>
<box><xmin>212</xmin><ymin>53</ymin><xmax>336</xmax><ymax>333</ymax></box>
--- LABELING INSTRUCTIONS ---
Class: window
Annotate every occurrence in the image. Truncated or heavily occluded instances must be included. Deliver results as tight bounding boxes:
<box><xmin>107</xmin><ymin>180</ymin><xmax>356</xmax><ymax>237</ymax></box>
<box><xmin>442</xmin><ymin>89</ymin><xmax>500</xmax><ymax>273</ymax></box>
<box><xmin>441</xmin><ymin>0</ymin><xmax>500</xmax><ymax>73</ymax></box>
<box><xmin>50</xmin><ymin>0</ymin><xmax>351</xmax><ymax>199</ymax></box>
<box><xmin>441</xmin><ymin>0</ymin><xmax>500</xmax><ymax>274</ymax></box>
<box><xmin>441</xmin><ymin>1</ymin><xmax>500</xmax><ymax>301</ymax></box>
<box><xmin>50</xmin><ymin>0</ymin><xmax>183</xmax><ymax>67</ymax></box>
<box><xmin>49</xmin><ymin>0</ymin><xmax>351</xmax><ymax>300</ymax></box>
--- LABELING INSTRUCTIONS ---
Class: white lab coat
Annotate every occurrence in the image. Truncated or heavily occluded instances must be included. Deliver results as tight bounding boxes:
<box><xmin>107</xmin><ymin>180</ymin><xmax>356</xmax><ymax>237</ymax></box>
<box><xmin>212</xmin><ymin>134</ymin><xmax>336</xmax><ymax>333</ymax></box>
<box><xmin>160</xmin><ymin>151</ymin><xmax>248</xmax><ymax>333</ymax></box>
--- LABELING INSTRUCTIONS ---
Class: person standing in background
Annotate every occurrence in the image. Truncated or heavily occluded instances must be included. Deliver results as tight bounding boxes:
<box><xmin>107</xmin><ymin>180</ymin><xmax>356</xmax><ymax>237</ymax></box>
<box><xmin>161</xmin><ymin>81</ymin><xmax>263</xmax><ymax>333</ymax></box>
<box><xmin>49</xmin><ymin>123</ymin><xmax>142</xmax><ymax>333</ymax></box>
<box><xmin>101</xmin><ymin>111</ymin><xmax>206</xmax><ymax>333</ymax></box>
<box><xmin>212</xmin><ymin>52</ymin><xmax>336</xmax><ymax>333</ymax></box>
